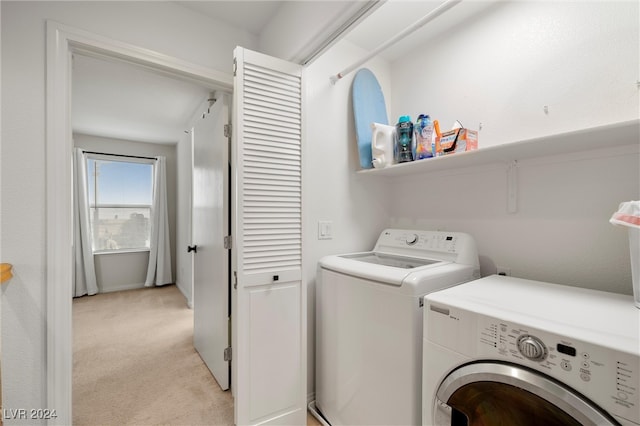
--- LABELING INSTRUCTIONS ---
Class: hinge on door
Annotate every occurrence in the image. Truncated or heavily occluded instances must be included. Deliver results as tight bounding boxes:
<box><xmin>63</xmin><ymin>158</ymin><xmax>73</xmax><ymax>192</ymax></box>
<box><xmin>233</xmin><ymin>270</ymin><xmax>238</xmax><ymax>290</ymax></box>
<box><xmin>224</xmin><ymin>347</ymin><xmax>232</xmax><ymax>362</ymax></box>
<box><xmin>224</xmin><ymin>235</ymin><xmax>232</xmax><ymax>249</ymax></box>
<box><xmin>233</xmin><ymin>57</ymin><xmax>237</xmax><ymax>77</ymax></box>
<box><xmin>224</xmin><ymin>124</ymin><xmax>232</xmax><ymax>138</ymax></box>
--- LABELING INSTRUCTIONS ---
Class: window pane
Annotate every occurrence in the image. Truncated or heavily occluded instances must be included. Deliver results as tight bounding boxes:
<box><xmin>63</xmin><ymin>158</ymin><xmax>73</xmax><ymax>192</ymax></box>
<box><xmin>90</xmin><ymin>207</ymin><xmax>151</xmax><ymax>251</ymax></box>
<box><xmin>85</xmin><ymin>156</ymin><xmax>155</xmax><ymax>252</ymax></box>
<box><xmin>87</xmin><ymin>159</ymin><xmax>153</xmax><ymax>205</ymax></box>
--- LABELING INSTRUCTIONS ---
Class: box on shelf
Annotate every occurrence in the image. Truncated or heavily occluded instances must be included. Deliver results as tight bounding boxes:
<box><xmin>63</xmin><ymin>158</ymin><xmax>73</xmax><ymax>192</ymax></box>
<box><xmin>438</xmin><ymin>128</ymin><xmax>478</xmax><ymax>155</ymax></box>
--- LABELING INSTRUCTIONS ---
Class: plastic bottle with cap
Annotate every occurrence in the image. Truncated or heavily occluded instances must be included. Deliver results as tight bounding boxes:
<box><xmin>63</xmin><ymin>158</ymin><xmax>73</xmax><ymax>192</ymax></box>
<box><xmin>395</xmin><ymin>115</ymin><xmax>414</xmax><ymax>163</ymax></box>
<box><xmin>414</xmin><ymin>114</ymin><xmax>434</xmax><ymax>160</ymax></box>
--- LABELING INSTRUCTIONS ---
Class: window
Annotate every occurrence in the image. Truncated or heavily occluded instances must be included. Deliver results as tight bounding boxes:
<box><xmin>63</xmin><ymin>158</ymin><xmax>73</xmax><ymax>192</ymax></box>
<box><xmin>86</xmin><ymin>156</ymin><xmax>154</xmax><ymax>252</ymax></box>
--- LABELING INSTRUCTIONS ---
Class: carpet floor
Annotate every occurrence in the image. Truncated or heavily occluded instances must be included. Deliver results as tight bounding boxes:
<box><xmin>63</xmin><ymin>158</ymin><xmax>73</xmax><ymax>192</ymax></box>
<box><xmin>73</xmin><ymin>285</ymin><xmax>234</xmax><ymax>425</ymax></box>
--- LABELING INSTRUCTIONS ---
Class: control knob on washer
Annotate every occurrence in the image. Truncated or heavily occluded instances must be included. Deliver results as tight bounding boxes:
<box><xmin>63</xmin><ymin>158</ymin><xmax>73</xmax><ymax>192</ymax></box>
<box><xmin>406</xmin><ymin>234</ymin><xmax>419</xmax><ymax>245</ymax></box>
<box><xmin>517</xmin><ymin>335</ymin><xmax>547</xmax><ymax>361</ymax></box>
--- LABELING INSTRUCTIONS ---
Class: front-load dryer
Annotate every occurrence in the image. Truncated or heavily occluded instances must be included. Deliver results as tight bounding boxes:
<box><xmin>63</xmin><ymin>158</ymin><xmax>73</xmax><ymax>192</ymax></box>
<box><xmin>423</xmin><ymin>275</ymin><xmax>640</xmax><ymax>426</ymax></box>
<box><xmin>315</xmin><ymin>229</ymin><xmax>480</xmax><ymax>426</ymax></box>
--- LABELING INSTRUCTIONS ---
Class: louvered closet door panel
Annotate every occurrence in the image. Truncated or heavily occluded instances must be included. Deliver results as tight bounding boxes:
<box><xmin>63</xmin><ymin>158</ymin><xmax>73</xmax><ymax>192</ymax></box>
<box><xmin>238</xmin><ymin>51</ymin><xmax>302</xmax><ymax>287</ymax></box>
<box><xmin>233</xmin><ymin>47</ymin><xmax>305</xmax><ymax>426</ymax></box>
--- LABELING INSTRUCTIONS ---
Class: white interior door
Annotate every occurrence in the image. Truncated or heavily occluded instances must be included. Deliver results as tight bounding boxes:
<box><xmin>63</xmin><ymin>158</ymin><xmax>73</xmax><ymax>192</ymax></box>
<box><xmin>192</xmin><ymin>93</ymin><xmax>230</xmax><ymax>391</ymax></box>
<box><xmin>232</xmin><ymin>47</ymin><xmax>305</xmax><ymax>425</ymax></box>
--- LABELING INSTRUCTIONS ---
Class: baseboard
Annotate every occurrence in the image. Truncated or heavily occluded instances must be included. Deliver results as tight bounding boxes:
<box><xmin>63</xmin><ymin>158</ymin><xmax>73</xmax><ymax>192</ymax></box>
<box><xmin>98</xmin><ymin>282</ymin><xmax>145</xmax><ymax>293</ymax></box>
<box><xmin>308</xmin><ymin>400</ymin><xmax>330</xmax><ymax>426</ymax></box>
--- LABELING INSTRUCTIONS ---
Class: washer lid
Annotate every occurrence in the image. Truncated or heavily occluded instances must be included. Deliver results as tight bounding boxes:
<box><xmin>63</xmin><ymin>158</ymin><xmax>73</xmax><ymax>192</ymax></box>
<box><xmin>319</xmin><ymin>251</ymin><xmax>449</xmax><ymax>286</ymax></box>
<box><xmin>341</xmin><ymin>252</ymin><xmax>440</xmax><ymax>268</ymax></box>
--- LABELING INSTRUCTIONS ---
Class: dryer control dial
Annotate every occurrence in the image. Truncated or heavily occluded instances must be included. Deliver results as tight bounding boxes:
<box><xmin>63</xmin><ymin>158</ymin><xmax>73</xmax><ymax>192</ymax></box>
<box><xmin>406</xmin><ymin>234</ymin><xmax>419</xmax><ymax>245</ymax></box>
<box><xmin>517</xmin><ymin>335</ymin><xmax>547</xmax><ymax>361</ymax></box>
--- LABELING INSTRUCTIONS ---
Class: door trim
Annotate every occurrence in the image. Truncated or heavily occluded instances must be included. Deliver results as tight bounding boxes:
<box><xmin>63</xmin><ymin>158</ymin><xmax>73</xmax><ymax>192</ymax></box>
<box><xmin>45</xmin><ymin>21</ymin><xmax>232</xmax><ymax>424</ymax></box>
<box><xmin>435</xmin><ymin>362</ymin><xmax>616</xmax><ymax>426</ymax></box>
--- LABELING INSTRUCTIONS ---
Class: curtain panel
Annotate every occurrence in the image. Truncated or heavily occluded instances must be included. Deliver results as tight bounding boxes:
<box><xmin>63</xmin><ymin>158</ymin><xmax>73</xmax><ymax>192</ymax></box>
<box><xmin>145</xmin><ymin>155</ymin><xmax>172</xmax><ymax>286</ymax></box>
<box><xmin>73</xmin><ymin>148</ymin><xmax>98</xmax><ymax>297</ymax></box>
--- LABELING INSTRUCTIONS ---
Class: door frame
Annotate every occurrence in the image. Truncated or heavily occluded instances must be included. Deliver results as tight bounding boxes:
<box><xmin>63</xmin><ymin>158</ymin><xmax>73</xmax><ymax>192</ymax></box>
<box><xmin>45</xmin><ymin>21</ymin><xmax>232</xmax><ymax>424</ymax></box>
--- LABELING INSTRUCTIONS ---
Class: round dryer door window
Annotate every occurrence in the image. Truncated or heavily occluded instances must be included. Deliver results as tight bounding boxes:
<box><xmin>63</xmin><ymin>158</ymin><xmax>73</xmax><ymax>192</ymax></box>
<box><xmin>434</xmin><ymin>362</ymin><xmax>618</xmax><ymax>426</ymax></box>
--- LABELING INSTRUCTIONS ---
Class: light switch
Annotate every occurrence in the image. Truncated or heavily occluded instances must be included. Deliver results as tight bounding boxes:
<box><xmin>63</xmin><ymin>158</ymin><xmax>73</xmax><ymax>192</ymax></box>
<box><xmin>318</xmin><ymin>220</ymin><xmax>333</xmax><ymax>240</ymax></box>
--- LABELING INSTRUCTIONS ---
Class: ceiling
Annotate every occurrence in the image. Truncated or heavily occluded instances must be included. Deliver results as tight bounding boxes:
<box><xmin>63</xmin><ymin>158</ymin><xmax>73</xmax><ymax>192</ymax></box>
<box><xmin>72</xmin><ymin>54</ymin><xmax>212</xmax><ymax>144</ymax></box>
<box><xmin>177</xmin><ymin>1</ymin><xmax>284</xmax><ymax>36</ymax></box>
<box><xmin>72</xmin><ymin>0</ymin><xmax>358</xmax><ymax>145</ymax></box>
<box><xmin>72</xmin><ymin>1</ymin><xmax>493</xmax><ymax>145</ymax></box>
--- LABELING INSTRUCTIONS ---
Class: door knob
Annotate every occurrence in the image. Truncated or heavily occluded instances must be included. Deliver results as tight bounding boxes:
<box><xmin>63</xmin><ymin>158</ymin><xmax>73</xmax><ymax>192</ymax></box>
<box><xmin>187</xmin><ymin>245</ymin><xmax>198</xmax><ymax>253</ymax></box>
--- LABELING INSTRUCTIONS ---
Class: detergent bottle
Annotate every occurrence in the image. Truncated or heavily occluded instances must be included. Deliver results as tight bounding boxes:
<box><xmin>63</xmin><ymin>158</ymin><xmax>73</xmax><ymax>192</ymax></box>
<box><xmin>371</xmin><ymin>122</ymin><xmax>396</xmax><ymax>168</ymax></box>
<box><xmin>395</xmin><ymin>115</ymin><xmax>414</xmax><ymax>163</ymax></box>
<box><xmin>414</xmin><ymin>114</ymin><xmax>434</xmax><ymax>160</ymax></box>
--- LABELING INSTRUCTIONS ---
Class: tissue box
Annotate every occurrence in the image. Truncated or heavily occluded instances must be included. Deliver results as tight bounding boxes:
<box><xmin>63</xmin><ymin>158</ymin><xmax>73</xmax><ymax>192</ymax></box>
<box><xmin>610</xmin><ymin>200</ymin><xmax>640</xmax><ymax>308</ymax></box>
<box><xmin>438</xmin><ymin>128</ymin><xmax>478</xmax><ymax>155</ymax></box>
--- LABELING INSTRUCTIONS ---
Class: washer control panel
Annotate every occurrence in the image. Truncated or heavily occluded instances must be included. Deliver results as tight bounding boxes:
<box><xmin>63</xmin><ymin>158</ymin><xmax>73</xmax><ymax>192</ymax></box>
<box><xmin>372</xmin><ymin>229</ymin><xmax>480</xmax><ymax>276</ymax></box>
<box><xmin>475</xmin><ymin>315</ymin><xmax>639</xmax><ymax>424</ymax></box>
<box><xmin>375</xmin><ymin>229</ymin><xmax>461</xmax><ymax>252</ymax></box>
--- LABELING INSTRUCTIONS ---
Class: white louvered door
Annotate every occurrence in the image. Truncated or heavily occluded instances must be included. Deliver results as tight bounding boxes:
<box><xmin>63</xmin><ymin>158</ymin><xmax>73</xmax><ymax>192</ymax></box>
<box><xmin>232</xmin><ymin>47</ymin><xmax>305</xmax><ymax>425</ymax></box>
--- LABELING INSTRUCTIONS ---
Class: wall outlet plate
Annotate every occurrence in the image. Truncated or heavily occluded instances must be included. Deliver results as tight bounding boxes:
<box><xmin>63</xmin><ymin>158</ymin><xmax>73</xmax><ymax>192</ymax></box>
<box><xmin>497</xmin><ymin>266</ymin><xmax>511</xmax><ymax>276</ymax></box>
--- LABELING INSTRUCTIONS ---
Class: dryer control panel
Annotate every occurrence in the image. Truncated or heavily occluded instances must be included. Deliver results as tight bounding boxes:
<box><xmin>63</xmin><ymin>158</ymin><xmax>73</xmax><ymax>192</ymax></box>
<box><xmin>475</xmin><ymin>315</ymin><xmax>640</xmax><ymax>425</ymax></box>
<box><xmin>425</xmin><ymin>276</ymin><xmax>640</xmax><ymax>426</ymax></box>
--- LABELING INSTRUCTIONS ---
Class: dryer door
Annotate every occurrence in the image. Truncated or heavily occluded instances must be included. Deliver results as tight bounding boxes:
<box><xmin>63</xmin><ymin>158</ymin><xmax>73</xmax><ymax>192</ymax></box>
<box><xmin>435</xmin><ymin>362</ymin><xmax>618</xmax><ymax>426</ymax></box>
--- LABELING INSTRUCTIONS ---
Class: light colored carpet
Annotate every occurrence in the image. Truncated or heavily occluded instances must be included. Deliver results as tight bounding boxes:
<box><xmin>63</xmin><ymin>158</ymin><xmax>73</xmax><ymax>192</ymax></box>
<box><xmin>73</xmin><ymin>285</ymin><xmax>234</xmax><ymax>425</ymax></box>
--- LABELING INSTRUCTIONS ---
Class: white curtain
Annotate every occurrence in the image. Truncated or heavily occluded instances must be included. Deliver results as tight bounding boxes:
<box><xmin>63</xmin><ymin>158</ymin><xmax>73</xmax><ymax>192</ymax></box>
<box><xmin>73</xmin><ymin>148</ymin><xmax>98</xmax><ymax>297</ymax></box>
<box><xmin>145</xmin><ymin>156</ymin><xmax>173</xmax><ymax>286</ymax></box>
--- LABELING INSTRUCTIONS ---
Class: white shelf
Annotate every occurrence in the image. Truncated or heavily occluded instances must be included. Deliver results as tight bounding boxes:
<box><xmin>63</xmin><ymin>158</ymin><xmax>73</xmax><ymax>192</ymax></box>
<box><xmin>357</xmin><ymin>120</ymin><xmax>639</xmax><ymax>177</ymax></box>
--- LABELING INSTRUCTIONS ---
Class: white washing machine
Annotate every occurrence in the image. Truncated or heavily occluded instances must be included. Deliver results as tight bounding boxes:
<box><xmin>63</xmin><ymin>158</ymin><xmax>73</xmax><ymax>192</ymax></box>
<box><xmin>423</xmin><ymin>275</ymin><xmax>640</xmax><ymax>426</ymax></box>
<box><xmin>315</xmin><ymin>228</ymin><xmax>480</xmax><ymax>426</ymax></box>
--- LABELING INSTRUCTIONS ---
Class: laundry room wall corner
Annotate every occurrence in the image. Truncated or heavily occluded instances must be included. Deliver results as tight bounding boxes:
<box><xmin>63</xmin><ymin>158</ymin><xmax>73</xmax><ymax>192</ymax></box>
<box><xmin>303</xmin><ymin>38</ymin><xmax>393</xmax><ymax>398</ymax></box>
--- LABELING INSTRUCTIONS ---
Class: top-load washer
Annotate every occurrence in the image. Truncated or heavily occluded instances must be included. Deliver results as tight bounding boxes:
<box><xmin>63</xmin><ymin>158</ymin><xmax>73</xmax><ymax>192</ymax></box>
<box><xmin>423</xmin><ymin>275</ymin><xmax>640</xmax><ymax>426</ymax></box>
<box><xmin>315</xmin><ymin>228</ymin><xmax>480</xmax><ymax>426</ymax></box>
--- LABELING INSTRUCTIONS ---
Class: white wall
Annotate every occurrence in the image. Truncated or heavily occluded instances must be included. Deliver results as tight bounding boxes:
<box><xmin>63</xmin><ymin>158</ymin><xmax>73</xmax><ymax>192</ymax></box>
<box><xmin>1</xmin><ymin>1</ymin><xmax>256</xmax><ymax>416</ymax></box>
<box><xmin>93</xmin><ymin>252</ymin><xmax>150</xmax><ymax>293</ymax></box>
<box><xmin>303</xmin><ymin>39</ymin><xmax>393</xmax><ymax>399</ymax></box>
<box><xmin>387</xmin><ymin>146</ymin><xmax>639</xmax><ymax>293</ymax></box>
<box><xmin>384</xmin><ymin>1</ymin><xmax>639</xmax><ymax>294</ymax></box>
<box><xmin>74</xmin><ymin>134</ymin><xmax>178</xmax><ymax>293</ymax></box>
<box><xmin>390</xmin><ymin>1</ymin><xmax>639</xmax><ymax>145</ymax></box>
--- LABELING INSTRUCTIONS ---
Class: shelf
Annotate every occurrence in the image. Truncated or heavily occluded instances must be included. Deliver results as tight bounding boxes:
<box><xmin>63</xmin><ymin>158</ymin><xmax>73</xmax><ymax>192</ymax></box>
<box><xmin>357</xmin><ymin>120</ymin><xmax>639</xmax><ymax>177</ymax></box>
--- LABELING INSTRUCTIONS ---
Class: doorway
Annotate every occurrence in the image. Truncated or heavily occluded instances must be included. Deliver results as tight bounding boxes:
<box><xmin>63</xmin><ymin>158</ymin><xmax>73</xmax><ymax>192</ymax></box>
<box><xmin>71</xmin><ymin>51</ymin><xmax>232</xmax><ymax>422</ymax></box>
<box><xmin>46</xmin><ymin>21</ymin><xmax>233</xmax><ymax>424</ymax></box>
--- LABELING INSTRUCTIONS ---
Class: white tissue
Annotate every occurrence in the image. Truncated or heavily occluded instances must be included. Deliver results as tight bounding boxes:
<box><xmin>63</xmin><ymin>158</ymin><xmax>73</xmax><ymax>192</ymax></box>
<box><xmin>610</xmin><ymin>200</ymin><xmax>640</xmax><ymax>229</ymax></box>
